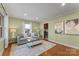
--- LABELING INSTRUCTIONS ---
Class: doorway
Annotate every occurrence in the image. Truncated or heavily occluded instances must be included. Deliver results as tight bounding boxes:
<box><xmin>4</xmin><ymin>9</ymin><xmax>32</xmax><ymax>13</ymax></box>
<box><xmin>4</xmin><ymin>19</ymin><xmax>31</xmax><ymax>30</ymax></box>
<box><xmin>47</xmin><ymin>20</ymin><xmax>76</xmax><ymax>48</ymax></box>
<box><xmin>44</xmin><ymin>23</ymin><xmax>48</xmax><ymax>40</ymax></box>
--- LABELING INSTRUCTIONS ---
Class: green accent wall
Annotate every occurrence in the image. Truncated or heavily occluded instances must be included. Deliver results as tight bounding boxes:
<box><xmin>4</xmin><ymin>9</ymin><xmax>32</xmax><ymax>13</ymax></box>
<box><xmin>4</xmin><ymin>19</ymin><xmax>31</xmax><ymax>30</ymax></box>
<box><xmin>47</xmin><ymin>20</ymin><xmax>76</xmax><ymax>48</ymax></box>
<box><xmin>9</xmin><ymin>17</ymin><xmax>40</xmax><ymax>39</ymax></box>
<box><xmin>40</xmin><ymin>11</ymin><xmax>79</xmax><ymax>48</ymax></box>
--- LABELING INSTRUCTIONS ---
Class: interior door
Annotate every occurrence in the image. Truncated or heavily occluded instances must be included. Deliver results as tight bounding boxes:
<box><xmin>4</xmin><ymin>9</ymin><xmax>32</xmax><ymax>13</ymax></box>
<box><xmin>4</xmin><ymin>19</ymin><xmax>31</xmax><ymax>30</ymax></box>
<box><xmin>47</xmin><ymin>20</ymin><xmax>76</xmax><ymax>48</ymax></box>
<box><xmin>44</xmin><ymin>23</ymin><xmax>48</xmax><ymax>40</ymax></box>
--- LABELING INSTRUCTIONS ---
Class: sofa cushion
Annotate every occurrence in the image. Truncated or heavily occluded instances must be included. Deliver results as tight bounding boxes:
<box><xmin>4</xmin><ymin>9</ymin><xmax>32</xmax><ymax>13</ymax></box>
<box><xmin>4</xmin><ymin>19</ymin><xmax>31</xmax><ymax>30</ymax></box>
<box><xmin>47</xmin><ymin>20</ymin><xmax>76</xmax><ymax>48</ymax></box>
<box><xmin>19</xmin><ymin>36</ymin><xmax>24</xmax><ymax>38</ymax></box>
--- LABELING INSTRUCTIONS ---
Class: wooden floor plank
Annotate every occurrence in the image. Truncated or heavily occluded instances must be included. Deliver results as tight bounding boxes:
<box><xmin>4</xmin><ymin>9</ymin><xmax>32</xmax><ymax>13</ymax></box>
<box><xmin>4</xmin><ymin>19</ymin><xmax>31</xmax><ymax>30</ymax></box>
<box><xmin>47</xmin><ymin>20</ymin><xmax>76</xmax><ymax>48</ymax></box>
<box><xmin>2</xmin><ymin>44</ymin><xmax>12</xmax><ymax>56</ymax></box>
<box><xmin>40</xmin><ymin>44</ymin><xmax>79</xmax><ymax>56</ymax></box>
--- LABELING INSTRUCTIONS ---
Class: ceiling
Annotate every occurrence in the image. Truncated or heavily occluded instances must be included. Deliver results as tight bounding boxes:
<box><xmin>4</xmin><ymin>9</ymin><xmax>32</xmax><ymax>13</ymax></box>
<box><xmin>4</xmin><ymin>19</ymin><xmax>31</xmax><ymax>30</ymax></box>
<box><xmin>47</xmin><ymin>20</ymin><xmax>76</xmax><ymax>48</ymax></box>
<box><xmin>3</xmin><ymin>3</ymin><xmax>79</xmax><ymax>22</ymax></box>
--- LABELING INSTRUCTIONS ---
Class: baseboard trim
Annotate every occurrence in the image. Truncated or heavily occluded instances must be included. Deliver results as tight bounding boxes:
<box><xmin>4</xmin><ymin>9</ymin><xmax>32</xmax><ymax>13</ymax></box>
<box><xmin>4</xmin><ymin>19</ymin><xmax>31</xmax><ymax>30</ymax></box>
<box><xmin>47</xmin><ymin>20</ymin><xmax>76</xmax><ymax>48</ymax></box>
<box><xmin>48</xmin><ymin>39</ymin><xmax>79</xmax><ymax>49</ymax></box>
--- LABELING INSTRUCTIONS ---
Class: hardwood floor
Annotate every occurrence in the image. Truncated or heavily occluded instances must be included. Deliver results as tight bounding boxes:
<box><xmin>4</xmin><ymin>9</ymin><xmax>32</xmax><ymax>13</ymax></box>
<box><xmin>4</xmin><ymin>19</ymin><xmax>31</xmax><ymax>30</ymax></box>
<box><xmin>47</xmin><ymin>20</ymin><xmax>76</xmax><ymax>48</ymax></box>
<box><xmin>2</xmin><ymin>41</ymin><xmax>79</xmax><ymax>56</ymax></box>
<box><xmin>2</xmin><ymin>44</ymin><xmax>12</xmax><ymax>56</ymax></box>
<box><xmin>40</xmin><ymin>44</ymin><xmax>79</xmax><ymax>56</ymax></box>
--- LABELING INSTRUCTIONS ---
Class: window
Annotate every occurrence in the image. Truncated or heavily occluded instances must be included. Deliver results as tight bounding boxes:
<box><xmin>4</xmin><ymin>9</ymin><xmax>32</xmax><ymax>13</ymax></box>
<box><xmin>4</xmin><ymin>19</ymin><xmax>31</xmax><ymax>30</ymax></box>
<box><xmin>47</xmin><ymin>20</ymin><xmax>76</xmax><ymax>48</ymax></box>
<box><xmin>25</xmin><ymin>24</ymin><xmax>31</xmax><ymax>29</ymax></box>
<box><xmin>0</xmin><ymin>15</ymin><xmax>3</xmax><ymax>37</ymax></box>
<box><xmin>24</xmin><ymin>23</ymin><xmax>32</xmax><ymax>33</ymax></box>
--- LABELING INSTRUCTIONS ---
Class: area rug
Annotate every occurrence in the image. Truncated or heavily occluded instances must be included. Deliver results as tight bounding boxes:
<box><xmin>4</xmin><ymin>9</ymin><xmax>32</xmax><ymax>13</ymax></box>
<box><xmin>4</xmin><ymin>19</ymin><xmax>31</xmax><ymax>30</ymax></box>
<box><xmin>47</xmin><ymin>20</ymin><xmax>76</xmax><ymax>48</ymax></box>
<box><xmin>10</xmin><ymin>40</ymin><xmax>56</xmax><ymax>56</ymax></box>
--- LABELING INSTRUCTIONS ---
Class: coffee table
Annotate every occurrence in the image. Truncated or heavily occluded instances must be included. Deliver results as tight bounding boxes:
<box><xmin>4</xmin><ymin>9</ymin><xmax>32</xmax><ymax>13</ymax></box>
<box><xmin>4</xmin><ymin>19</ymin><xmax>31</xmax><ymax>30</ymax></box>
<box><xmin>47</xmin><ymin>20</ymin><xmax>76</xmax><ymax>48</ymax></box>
<box><xmin>27</xmin><ymin>40</ymin><xmax>42</xmax><ymax>48</ymax></box>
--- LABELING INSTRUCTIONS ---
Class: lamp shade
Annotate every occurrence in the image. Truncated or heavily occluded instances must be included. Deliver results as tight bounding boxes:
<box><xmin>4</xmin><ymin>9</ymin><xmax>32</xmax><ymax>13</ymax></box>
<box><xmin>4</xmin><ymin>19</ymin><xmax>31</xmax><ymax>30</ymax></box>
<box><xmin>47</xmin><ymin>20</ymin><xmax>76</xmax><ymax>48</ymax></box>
<box><xmin>10</xmin><ymin>28</ymin><xmax>16</xmax><ymax>33</ymax></box>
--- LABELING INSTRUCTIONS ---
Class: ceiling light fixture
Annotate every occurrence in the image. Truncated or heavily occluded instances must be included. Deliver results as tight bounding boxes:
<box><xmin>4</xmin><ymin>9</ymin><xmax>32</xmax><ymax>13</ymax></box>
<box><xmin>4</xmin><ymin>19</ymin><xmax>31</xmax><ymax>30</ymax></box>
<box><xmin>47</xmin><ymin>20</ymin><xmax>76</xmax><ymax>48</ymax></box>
<box><xmin>24</xmin><ymin>13</ymin><xmax>27</xmax><ymax>16</ymax></box>
<box><xmin>61</xmin><ymin>3</ymin><xmax>66</xmax><ymax>6</ymax></box>
<box><xmin>36</xmin><ymin>17</ymin><xmax>39</xmax><ymax>19</ymax></box>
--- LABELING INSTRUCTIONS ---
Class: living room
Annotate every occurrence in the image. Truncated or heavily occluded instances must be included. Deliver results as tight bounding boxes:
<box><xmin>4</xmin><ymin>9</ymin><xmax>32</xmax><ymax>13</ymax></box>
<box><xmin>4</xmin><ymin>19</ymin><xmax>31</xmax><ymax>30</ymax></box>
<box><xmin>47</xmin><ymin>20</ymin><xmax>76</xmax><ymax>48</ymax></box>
<box><xmin>1</xmin><ymin>3</ymin><xmax>79</xmax><ymax>56</ymax></box>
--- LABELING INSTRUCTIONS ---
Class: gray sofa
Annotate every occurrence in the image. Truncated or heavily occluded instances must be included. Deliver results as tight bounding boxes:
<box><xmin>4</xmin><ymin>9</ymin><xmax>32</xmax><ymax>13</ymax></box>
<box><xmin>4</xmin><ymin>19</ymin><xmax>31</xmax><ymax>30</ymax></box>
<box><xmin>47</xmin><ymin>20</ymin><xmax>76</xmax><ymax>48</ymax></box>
<box><xmin>17</xmin><ymin>34</ymin><xmax>27</xmax><ymax>45</ymax></box>
<box><xmin>17</xmin><ymin>33</ymin><xmax>40</xmax><ymax>45</ymax></box>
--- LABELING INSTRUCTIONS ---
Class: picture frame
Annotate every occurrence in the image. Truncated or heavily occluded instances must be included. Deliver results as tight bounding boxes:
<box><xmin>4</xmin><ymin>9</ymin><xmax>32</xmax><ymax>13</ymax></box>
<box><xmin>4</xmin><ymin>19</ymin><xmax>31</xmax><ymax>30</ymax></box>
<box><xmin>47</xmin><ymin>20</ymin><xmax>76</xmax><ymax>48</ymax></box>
<box><xmin>55</xmin><ymin>22</ymin><xmax>64</xmax><ymax>34</ymax></box>
<box><xmin>64</xmin><ymin>18</ymin><xmax>79</xmax><ymax>34</ymax></box>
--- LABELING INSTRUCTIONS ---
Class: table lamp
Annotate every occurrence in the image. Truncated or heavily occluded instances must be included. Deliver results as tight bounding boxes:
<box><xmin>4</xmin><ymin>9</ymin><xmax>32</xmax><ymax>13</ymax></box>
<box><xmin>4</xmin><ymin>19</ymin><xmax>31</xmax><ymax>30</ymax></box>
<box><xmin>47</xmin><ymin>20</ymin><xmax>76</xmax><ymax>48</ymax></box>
<box><xmin>10</xmin><ymin>28</ymin><xmax>16</xmax><ymax>38</ymax></box>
